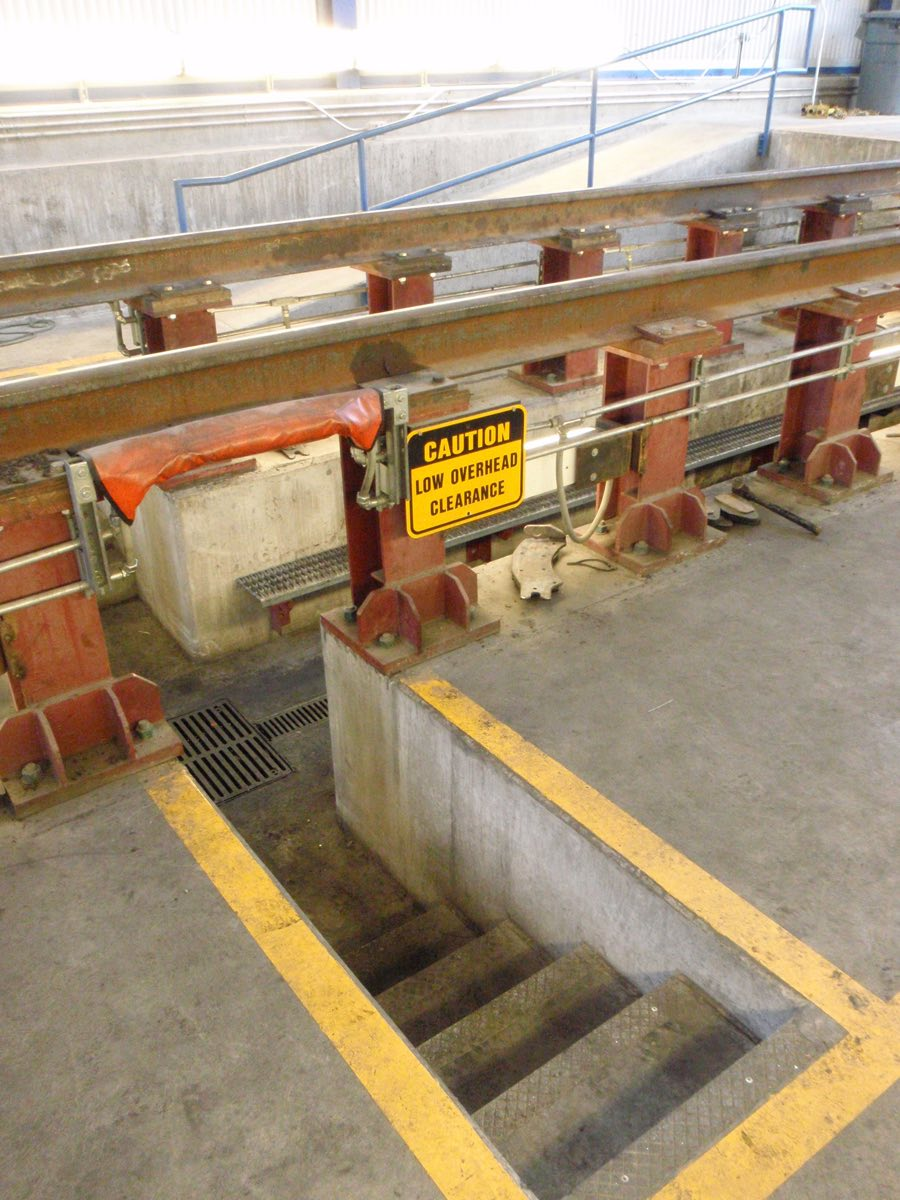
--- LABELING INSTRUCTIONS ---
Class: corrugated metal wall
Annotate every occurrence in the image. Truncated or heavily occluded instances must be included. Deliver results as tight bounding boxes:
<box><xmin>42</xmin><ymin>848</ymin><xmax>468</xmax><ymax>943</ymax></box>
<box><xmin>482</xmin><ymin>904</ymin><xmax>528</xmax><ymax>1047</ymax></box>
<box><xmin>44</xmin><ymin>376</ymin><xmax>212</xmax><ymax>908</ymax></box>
<box><xmin>0</xmin><ymin>0</ymin><xmax>864</xmax><ymax>85</ymax></box>
<box><xmin>357</xmin><ymin>0</ymin><xmax>866</xmax><ymax>69</ymax></box>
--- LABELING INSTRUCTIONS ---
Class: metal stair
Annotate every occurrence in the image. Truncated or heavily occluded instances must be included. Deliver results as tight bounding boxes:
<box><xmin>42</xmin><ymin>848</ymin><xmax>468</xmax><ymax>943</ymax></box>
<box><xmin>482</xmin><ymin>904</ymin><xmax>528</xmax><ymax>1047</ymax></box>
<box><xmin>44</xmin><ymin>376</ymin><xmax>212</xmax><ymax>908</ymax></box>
<box><xmin>340</xmin><ymin>905</ymin><xmax>826</xmax><ymax>1199</ymax></box>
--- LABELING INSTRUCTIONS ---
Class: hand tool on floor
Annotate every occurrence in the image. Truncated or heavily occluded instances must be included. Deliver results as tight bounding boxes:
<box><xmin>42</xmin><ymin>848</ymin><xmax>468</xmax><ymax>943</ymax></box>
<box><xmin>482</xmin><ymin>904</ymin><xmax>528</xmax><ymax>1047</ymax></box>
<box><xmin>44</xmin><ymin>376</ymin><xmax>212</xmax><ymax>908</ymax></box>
<box><xmin>732</xmin><ymin>481</ymin><xmax>821</xmax><ymax>536</ymax></box>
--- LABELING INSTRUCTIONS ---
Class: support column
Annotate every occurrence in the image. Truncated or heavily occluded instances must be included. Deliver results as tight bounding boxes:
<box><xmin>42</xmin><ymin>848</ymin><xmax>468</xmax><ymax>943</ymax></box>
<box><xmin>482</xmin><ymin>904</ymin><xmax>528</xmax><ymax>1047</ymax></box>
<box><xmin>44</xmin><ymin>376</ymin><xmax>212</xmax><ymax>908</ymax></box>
<box><xmin>128</xmin><ymin>280</ymin><xmax>231</xmax><ymax>351</ymax></box>
<box><xmin>586</xmin><ymin>318</ymin><xmax>725</xmax><ymax>575</ymax></box>
<box><xmin>684</xmin><ymin>208</ymin><xmax>755</xmax><ymax>345</ymax></box>
<box><xmin>0</xmin><ymin>479</ymin><xmax>179</xmax><ymax>817</ymax></box>
<box><xmin>758</xmin><ymin>281</ymin><xmax>897</xmax><ymax>502</ymax></box>
<box><xmin>361</xmin><ymin>250</ymin><xmax>452</xmax><ymax>314</ymax></box>
<box><xmin>341</xmin><ymin>249</ymin><xmax>455</xmax><ymax>619</ymax></box>
<box><xmin>518</xmin><ymin>226</ymin><xmax>620</xmax><ymax>393</ymax></box>
<box><xmin>325</xmin><ymin>374</ymin><xmax>498</xmax><ymax>675</ymax></box>
<box><xmin>773</xmin><ymin>193</ymin><xmax>870</xmax><ymax>328</ymax></box>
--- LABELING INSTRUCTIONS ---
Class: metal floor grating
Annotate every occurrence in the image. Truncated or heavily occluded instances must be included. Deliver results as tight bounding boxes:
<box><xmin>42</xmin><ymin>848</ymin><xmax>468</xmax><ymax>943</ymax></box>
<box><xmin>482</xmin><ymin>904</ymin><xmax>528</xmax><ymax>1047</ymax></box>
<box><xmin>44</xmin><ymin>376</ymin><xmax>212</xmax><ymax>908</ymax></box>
<box><xmin>257</xmin><ymin>695</ymin><xmax>329</xmax><ymax>740</ymax></box>
<box><xmin>172</xmin><ymin>699</ymin><xmax>292</xmax><ymax>805</ymax></box>
<box><xmin>237</xmin><ymin>545</ymin><xmax>350</xmax><ymax>605</ymax></box>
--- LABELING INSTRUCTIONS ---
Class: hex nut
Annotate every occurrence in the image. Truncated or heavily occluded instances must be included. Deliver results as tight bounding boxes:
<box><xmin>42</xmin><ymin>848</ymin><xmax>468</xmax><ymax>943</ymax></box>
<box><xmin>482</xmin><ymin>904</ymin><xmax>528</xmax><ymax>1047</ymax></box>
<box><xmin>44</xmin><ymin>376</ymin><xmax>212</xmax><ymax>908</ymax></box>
<box><xmin>377</xmin><ymin>632</ymin><xmax>397</xmax><ymax>648</ymax></box>
<box><xmin>20</xmin><ymin>762</ymin><xmax>42</xmax><ymax>790</ymax></box>
<box><xmin>633</xmin><ymin>540</ymin><xmax>650</xmax><ymax>556</ymax></box>
<box><xmin>134</xmin><ymin>719</ymin><xmax>155</xmax><ymax>741</ymax></box>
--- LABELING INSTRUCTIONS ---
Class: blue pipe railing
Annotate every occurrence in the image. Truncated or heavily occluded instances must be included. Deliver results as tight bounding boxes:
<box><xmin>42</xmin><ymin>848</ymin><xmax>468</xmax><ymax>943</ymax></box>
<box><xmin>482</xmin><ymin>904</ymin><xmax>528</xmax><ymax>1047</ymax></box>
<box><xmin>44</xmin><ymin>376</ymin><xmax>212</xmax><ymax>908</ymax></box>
<box><xmin>174</xmin><ymin>5</ymin><xmax>816</xmax><ymax>232</ymax></box>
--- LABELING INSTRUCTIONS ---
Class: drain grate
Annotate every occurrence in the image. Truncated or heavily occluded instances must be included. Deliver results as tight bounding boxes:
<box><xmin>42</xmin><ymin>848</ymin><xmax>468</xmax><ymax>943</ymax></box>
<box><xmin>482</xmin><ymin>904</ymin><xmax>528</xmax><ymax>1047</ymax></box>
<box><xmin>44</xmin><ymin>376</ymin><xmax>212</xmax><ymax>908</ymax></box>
<box><xmin>172</xmin><ymin>698</ymin><xmax>292</xmax><ymax>804</ymax></box>
<box><xmin>257</xmin><ymin>695</ymin><xmax>329</xmax><ymax>740</ymax></box>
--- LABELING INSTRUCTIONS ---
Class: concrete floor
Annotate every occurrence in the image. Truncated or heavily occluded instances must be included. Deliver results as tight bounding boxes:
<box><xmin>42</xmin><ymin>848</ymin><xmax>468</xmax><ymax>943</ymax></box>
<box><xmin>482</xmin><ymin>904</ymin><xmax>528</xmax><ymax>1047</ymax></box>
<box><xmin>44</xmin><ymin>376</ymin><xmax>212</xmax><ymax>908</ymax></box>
<box><xmin>0</xmin><ymin>775</ymin><xmax>442</xmax><ymax>1200</ymax></box>
<box><xmin>1</xmin><ymin>440</ymin><xmax>897</xmax><ymax>1198</ymax></box>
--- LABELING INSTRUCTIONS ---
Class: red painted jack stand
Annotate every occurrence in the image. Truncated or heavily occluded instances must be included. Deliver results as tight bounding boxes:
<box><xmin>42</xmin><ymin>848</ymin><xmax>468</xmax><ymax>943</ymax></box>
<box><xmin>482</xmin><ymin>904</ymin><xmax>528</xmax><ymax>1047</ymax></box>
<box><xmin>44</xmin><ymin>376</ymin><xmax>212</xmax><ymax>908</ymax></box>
<box><xmin>770</xmin><ymin>194</ymin><xmax>869</xmax><ymax>329</ymax></box>
<box><xmin>361</xmin><ymin>250</ymin><xmax>452</xmax><ymax>314</ymax></box>
<box><xmin>585</xmin><ymin>318</ymin><xmax>726</xmax><ymax>575</ymax></box>
<box><xmin>517</xmin><ymin>227</ymin><xmax>619</xmax><ymax>394</ymax></box>
<box><xmin>758</xmin><ymin>282</ymin><xmax>898</xmax><ymax>503</ymax></box>
<box><xmin>323</xmin><ymin>374</ymin><xmax>498</xmax><ymax>675</ymax></box>
<box><xmin>685</xmin><ymin>208</ymin><xmax>754</xmax><ymax>346</ymax></box>
<box><xmin>128</xmin><ymin>280</ymin><xmax>231</xmax><ymax>351</ymax></box>
<box><xmin>0</xmin><ymin>479</ymin><xmax>180</xmax><ymax>817</ymax></box>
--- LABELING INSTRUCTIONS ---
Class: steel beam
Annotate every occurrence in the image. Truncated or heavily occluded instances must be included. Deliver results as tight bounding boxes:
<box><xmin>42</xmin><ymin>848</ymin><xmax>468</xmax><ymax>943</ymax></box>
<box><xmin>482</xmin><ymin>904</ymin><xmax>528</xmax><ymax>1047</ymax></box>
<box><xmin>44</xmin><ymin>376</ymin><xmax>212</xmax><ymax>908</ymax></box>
<box><xmin>0</xmin><ymin>162</ymin><xmax>897</xmax><ymax>318</ymax></box>
<box><xmin>1</xmin><ymin>233</ymin><xmax>898</xmax><ymax>462</ymax></box>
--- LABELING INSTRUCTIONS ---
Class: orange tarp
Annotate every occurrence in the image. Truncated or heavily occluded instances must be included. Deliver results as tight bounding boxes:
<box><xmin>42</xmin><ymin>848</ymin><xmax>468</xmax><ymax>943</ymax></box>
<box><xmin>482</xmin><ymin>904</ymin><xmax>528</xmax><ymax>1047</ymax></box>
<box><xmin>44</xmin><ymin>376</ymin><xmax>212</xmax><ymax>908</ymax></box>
<box><xmin>85</xmin><ymin>389</ymin><xmax>382</xmax><ymax>520</ymax></box>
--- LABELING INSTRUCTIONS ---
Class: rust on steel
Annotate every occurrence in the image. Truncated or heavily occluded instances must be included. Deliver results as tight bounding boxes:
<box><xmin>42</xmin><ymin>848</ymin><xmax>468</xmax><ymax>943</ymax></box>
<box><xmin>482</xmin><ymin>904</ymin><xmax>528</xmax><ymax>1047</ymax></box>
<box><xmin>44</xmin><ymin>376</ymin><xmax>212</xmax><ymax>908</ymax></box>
<box><xmin>1</xmin><ymin>232</ymin><xmax>898</xmax><ymax>462</ymax></box>
<box><xmin>0</xmin><ymin>161</ymin><xmax>898</xmax><ymax>318</ymax></box>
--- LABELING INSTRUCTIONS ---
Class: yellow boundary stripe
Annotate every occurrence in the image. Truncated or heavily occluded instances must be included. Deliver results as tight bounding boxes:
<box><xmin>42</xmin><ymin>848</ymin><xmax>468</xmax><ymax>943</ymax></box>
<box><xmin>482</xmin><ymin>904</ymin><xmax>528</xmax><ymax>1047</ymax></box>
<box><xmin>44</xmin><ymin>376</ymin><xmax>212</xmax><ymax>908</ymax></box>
<box><xmin>407</xmin><ymin>677</ymin><xmax>900</xmax><ymax>1198</ymax></box>
<box><xmin>147</xmin><ymin>763</ymin><xmax>528</xmax><ymax>1200</ymax></box>
<box><xmin>408</xmin><ymin>678</ymin><xmax>893</xmax><ymax>1040</ymax></box>
<box><xmin>653</xmin><ymin>1030</ymin><xmax>897</xmax><ymax>1199</ymax></box>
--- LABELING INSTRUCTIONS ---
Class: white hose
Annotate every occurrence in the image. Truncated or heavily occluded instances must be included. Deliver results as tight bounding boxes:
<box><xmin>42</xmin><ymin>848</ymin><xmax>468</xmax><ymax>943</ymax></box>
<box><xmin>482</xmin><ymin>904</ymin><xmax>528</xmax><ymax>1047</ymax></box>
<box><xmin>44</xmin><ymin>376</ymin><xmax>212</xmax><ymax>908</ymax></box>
<box><xmin>555</xmin><ymin>439</ymin><xmax>613</xmax><ymax>543</ymax></box>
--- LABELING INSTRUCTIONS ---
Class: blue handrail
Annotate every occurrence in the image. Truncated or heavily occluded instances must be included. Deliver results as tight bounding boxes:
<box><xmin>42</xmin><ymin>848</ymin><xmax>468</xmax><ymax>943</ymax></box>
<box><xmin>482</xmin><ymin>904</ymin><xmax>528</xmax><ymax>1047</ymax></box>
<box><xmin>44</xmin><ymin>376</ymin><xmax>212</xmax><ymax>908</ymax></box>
<box><xmin>173</xmin><ymin>5</ymin><xmax>816</xmax><ymax>232</ymax></box>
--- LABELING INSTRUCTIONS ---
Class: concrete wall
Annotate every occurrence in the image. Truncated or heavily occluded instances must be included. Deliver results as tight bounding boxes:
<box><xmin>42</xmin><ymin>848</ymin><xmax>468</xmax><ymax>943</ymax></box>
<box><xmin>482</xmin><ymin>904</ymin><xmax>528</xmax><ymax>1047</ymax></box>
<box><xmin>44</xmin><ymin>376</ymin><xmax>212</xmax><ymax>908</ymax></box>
<box><xmin>323</xmin><ymin>629</ymin><xmax>822</xmax><ymax>1041</ymax></box>
<box><xmin>133</xmin><ymin>442</ymin><xmax>346</xmax><ymax>658</ymax></box>
<box><xmin>0</xmin><ymin>77</ymin><xmax>855</xmax><ymax>253</ymax></box>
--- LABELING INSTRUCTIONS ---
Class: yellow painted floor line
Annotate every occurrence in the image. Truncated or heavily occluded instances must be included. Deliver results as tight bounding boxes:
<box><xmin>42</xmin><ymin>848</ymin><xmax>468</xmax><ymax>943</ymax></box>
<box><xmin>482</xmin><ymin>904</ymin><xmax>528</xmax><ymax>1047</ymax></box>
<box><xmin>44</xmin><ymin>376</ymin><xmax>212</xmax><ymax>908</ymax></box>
<box><xmin>147</xmin><ymin>763</ymin><xmax>529</xmax><ymax>1200</ymax></box>
<box><xmin>407</xmin><ymin>677</ymin><xmax>900</xmax><ymax>1198</ymax></box>
<box><xmin>408</xmin><ymin>678</ymin><xmax>894</xmax><ymax>1041</ymax></box>
<box><xmin>0</xmin><ymin>351</ymin><xmax>118</xmax><ymax>381</ymax></box>
<box><xmin>652</xmin><ymin>1029</ymin><xmax>897</xmax><ymax>1200</ymax></box>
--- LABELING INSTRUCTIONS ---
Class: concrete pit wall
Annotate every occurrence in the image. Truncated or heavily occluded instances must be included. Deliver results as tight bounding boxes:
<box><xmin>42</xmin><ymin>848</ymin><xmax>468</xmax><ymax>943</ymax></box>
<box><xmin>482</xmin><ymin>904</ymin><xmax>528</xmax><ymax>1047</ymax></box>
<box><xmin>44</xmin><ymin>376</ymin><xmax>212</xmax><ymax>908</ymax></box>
<box><xmin>0</xmin><ymin>78</ymin><xmax>854</xmax><ymax>253</ymax></box>
<box><xmin>323</xmin><ymin>629</ymin><xmax>829</xmax><ymax>1042</ymax></box>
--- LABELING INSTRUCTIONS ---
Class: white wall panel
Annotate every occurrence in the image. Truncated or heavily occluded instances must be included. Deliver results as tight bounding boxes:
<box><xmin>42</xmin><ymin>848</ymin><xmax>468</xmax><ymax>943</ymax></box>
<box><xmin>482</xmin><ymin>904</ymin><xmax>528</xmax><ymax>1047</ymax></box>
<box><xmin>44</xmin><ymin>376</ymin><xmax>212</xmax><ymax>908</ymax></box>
<box><xmin>358</xmin><ymin>0</ymin><xmax>866</xmax><ymax>70</ymax></box>
<box><xmin>0</xmin><ymin>0</ymin><xmax>864</xmax><ymax>86</ymax></box>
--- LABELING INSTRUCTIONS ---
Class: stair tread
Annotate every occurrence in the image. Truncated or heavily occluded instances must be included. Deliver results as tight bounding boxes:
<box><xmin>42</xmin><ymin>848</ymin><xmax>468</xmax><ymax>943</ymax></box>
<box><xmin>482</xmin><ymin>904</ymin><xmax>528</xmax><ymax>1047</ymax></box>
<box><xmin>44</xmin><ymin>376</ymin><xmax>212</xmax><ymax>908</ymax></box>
<box><xmin>420</xmin><ymin>943</ymin><xmax>639</xmax><ymax>1111</ymax></box>
<box><xmin>476</xmin><ymin>973</ymin><xmax>755</xmax><ymax>1200</ymax></box>
<box><xmin>566</xmin><ymin>1013</ymin><xmax>826</xmax><ymax>1199</ymax></box>
<box><xmin>343</xmin><ymin>904</ymin><xmax>474</xmax><ymax>995</ymax></box>
<box><xmin>378</xmin><ymin>919</ymin><xmax>550</xmax><ymax>1045</ymax></box>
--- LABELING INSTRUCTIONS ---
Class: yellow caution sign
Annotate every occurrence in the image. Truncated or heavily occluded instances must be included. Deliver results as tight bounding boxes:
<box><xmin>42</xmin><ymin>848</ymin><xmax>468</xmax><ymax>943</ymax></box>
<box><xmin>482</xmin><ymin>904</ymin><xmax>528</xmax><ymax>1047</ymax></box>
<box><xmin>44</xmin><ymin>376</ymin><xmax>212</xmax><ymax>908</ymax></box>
<box><xmin>406</xmin><ymin>405</ymin><xmax>527</xmax><ymax>538</ymax></box>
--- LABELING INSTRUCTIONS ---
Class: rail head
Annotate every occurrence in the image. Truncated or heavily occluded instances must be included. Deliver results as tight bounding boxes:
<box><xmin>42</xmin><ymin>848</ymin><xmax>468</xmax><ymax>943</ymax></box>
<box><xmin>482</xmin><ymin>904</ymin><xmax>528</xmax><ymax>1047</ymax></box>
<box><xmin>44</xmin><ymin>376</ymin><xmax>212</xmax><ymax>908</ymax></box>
<box><xmin>1</xmin><ymin>230</ymin><xmax>897</xmax><ymax>463</ymax></box>
<box><xmin>1</xmin><ymin>160</ymin><xmax>897</xmax><ymax>319</ymax></box>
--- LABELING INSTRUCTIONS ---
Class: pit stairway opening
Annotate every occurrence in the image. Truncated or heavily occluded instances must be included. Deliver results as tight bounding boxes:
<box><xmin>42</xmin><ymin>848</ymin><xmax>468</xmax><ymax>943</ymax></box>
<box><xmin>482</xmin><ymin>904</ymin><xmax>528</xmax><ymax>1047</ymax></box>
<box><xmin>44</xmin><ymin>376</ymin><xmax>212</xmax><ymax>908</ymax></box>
<box><xmin>340</xmin><ymin>901</ymin><xmax>819</xmax><ymax>1200</ymax></box>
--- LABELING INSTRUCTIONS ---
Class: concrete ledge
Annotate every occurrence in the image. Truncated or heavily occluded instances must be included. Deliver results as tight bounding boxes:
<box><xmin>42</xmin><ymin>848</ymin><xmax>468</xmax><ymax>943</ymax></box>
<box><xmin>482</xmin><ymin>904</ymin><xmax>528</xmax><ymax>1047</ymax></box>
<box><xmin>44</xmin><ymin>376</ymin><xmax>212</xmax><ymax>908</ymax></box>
<box><xmin>324</xmin><ymin>629</ymin><xmax>838</xmax><ymax>1043</ymax></box>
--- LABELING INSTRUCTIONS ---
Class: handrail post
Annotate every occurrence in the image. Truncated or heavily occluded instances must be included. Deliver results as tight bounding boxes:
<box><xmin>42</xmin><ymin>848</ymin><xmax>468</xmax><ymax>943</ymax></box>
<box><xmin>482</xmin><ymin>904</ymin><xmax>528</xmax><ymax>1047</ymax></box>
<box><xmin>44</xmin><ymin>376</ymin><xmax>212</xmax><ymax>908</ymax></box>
<box><xmin>758</xmin><ymin>8</ymin><xmax>785</xmax><ymax>157</ymax></box>
<box><xmin>175</xmin><ymin>183</ymin><xmax>189</xmax><ymax>234</ymax></box>
<box><xmin>356</xmin><ymin>139</ymin><xmax>369</xmax><ymax>211</ymax></box>
<box><xmin>587</xmin><ymin>65</ymin><xmax>599</xmax><ymax>188</ymax></box>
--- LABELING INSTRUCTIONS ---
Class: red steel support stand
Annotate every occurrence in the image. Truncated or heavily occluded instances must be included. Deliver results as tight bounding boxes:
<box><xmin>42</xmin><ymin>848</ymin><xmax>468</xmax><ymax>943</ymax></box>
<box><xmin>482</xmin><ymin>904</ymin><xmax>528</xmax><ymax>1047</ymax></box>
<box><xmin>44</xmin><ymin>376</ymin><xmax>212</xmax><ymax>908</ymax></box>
<box><xmin>362</xmin><ymin>250</ymin><xmax>451</xmax><ymax>315</ymax></box>
<box><xmin>518</xmin><ymin>227</ymin><xmax>620</xmax><ymax>393</ymax></box>
<box><xmin>586</xmin><ymin>319</ymin><xmax>726</xmax><ymax>575</ymax></box>
<box><xmin>328</xmin><ymin>246</ymin><xmax>499</xmax><ymax>673</ymax></box>
<box><xmin>758</xmin><ymin>282</ymin><xmax>898</xmax><ymax>502</ymax></box>
<box><xmin>684</xmin><ymin>208</ymin><xmax>753</xmax><ymax>345</ymax></box>
<box><xmin>772</xmin><ymin>194</ymin><xmax>868</xmax><ymax>328</ymax></box>
<box><xmin>0</xmin><ymin>481</ymin><xmax>179</xmax><ymax>817</ymax></box>
<box><xmin>0</xmin><ymin>279</ymin><xmax>231</xmax><ymax>814</ymax></box>
<box><xmin>129</xmin><ymin>280</ymin><xmax>231</xmax><ymax>351</ymax></box>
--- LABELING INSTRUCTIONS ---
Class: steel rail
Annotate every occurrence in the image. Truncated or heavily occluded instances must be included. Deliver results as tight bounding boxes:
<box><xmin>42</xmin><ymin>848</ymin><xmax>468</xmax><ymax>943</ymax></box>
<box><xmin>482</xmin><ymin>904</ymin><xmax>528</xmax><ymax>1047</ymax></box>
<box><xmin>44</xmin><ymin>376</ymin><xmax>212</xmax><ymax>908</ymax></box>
<box><xmin>1</xmin><ymin>231</ymin><xmax>898</xmax><ymax>462</ymax></box>
<box><xmin>0</xmin><ymin>161</ymin><xmax>897</xmax><ymax>319</ymax></box>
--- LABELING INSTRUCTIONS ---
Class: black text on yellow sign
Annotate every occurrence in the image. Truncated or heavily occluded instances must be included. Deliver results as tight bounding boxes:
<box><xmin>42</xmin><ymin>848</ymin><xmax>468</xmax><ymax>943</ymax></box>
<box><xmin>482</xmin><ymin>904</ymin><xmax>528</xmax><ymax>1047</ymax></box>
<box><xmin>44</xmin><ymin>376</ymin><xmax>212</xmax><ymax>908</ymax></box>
<box><xmin>406</xmin><ymin>405</ymin><xmax>527</xmax><ymax>538</ymax></box>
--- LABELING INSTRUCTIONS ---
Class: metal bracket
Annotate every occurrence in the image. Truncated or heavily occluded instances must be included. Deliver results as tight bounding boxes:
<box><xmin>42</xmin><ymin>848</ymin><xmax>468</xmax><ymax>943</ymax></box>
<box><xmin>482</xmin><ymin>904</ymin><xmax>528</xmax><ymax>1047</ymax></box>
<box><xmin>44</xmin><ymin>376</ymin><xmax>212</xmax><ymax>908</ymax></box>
<box><xmin>635</xmin><ymin>317</ymin><xmax>714</xmax><ymax>343</ymax></box>
<box><xmin>823</xmin><ymin>193</ymin><xmax>872</xmax><ymax>216</ymax></box>
<box><xmin>64</xmin><ymin>459</ymin><xmax>112</xmax><ymax>597</ymax></box>
<box><xmin>833</xmin><ymin>282</ymin><xmax>897</xmax><ymax>302</ymax></box>
<box><xmin>355</xmin><ymin>385</ymin><xmax>409</xmax><ymax>511</ymax></box>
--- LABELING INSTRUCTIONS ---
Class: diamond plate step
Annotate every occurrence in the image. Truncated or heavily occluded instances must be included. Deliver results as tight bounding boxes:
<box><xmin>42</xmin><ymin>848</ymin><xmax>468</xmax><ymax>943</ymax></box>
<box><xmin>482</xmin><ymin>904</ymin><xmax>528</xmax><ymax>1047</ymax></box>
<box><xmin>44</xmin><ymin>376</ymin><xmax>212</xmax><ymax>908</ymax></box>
<box><xmin>567</xmin><ymin>1013</ymin><xmax>827</xmax><ymax>1199</ymax></box>
<box><xmin>419</xmin><ymin>943</ymin><xmax>639</xmax><ymax>1111</ymax></box>
<box><xmin>343</xmin><ymin>904</ymin><xmax>475</xmax><ymax>996</ymax></box>
<box><xmin>377</xmin><ymin>920</ymin><xmax>550</xmax><ymax>1046</ymax></box>
<box><xmin>476</xmin><ymin>973</ymin><xmax>755</xmax><ymax>1200</ymax></box>
<box><xmin>237</xmin><ymin>545</ymin><xmax>350</xmax><ymax>605</ymax></box>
